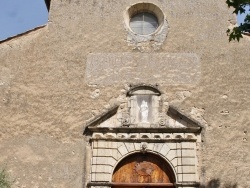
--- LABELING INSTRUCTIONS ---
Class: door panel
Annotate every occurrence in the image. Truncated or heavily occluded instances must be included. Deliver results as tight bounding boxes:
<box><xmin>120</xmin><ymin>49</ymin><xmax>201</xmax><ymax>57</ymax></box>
<box><xmin>112</xmin><ymin>153</ymin><xmax>175</xmax><ymax>187</ymax></box>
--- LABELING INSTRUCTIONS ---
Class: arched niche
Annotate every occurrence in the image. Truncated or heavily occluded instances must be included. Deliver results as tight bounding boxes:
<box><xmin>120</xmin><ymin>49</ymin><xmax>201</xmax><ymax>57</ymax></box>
<box><xmin>127</xmin><ymin>85</ymin><xmax>162</xmax><ymax>96</ymax></box>
<box><xmin>112</xmin><ymin>153</ymin><xmax>176</xmax><ymax>188</ymax></box>
<box><xmin>126</xmin><ymin>85</ymin><xmax>163</xmax><ymax>125</ymax></box>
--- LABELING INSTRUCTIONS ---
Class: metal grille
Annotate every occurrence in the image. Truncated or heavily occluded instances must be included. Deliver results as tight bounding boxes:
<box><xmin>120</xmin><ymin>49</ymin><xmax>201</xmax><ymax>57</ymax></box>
<box><xmin>130</xmin><ymin>12</ymin><xmax>158</xmax><ymax>35</ymax></box>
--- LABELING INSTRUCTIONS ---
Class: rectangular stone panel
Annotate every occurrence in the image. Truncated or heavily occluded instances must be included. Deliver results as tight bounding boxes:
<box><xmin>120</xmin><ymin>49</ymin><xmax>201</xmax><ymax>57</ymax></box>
<box><xmin>177</xmin><ymin>149</ymin><xmax>196</xmax><ymax>157</ymax></box>
<box><xmin>93</xmin><ymin>141</ymin><xmax>118</xmax><ymax>149</ymax></box>
<box><xmin>180</xmin><ymin>157</ymin><xmax>196</xmax><ymax>165</ymax></box>
<box><xmin>124</xmin><ymin>142</ymin><xmax>135</xmax><ymax>152</ymax></box>
<box><xmin>166</xmin><ymin>143</ymin><xmax>178</xmax><ymax>150</ymax></box>
<box><xmin>86</xmin><ymin>53</ymin><xmax>200</xmax><ymax>85</ymax></box>
<box><xmin>93</xmin><ymin>148</ymin><xmax>119</xmax><ymax>158</ymax></box>
<box><xmin>177</xmin><ymin>165</ymin><xmax>196</xmax><ymax>173</ymax></box>
<box><xmin>92</xmin><ymin>157</ymin><xmax>117</xmax><ymax>166</ymax></box>
<box><xmin>159</xmin><ymin>143</ymin><xmax>171</xmax><ymax>156</ymax></box>
<box><xmin>118</xmin><ymin>143</ymin><xmax>128</xmax><ymax>156</ymax></box>
<box><xmin>181</xmin><ymin>142</ymin><xmax>196</xmax><ymax>149</ymax></box>
<box><xmin>178</xmin><ymin>173</ymin><xmax>196</xmax><ymax>182</ymax></box>
<box><xmin>134</xmin><ymin>142</ymin><xmax>141</xmax><ymax>151</ymax></box>
<box><xmin>94</xmin><ymin>173</ymin><xmax>111</xmax><ymax>182</ymax></box>
<box><xmin>153</xmin><ymin>143</ymin><xmax>164</xmax><ymax>152</ymax></box>
<box><xmin>91</xmin><ymin>165</ymin><xmax>113</xmax><ymax>173</ymax></box>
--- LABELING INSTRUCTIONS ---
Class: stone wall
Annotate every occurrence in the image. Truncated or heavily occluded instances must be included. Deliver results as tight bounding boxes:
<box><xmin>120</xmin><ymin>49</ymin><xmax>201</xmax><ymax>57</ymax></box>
<box><xmin>0</xmin><ymin>0</ymin><xmax>249</xmax><ymax>187</ymax></box>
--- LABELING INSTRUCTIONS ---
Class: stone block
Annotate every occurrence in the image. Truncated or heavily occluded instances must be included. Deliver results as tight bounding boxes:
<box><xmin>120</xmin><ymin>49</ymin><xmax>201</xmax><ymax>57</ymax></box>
<box><xmin>181</xmin><ymin>142</ymin><xmax>196</xmax><ymax>149</ymax></box>
<box><xmin>91</xmin><ymin>173</ymin><xmax>96</xmax><ymax>181</ymax></box>
<box><xmin>153</xmin><ymin>143</ymin><xmax>164</xmax><ymax>153</ymax></box>
<box><xmin>166</xmin><ymin>150</ymin><xmax>177</xmax><ymax>161</ymax></box>
<box><xmin>124</xmin><ymin>142</ymin><xmax>135</xmax><ymax>152</ymax></box>
<box><xmin>91</xmin><ymin>165</ymin><xmax>113</xmax><ymax>173</ymax></box>
<box><xmin>180</xmin><ymin>173</ymin><xmax>196</xmax><ymax>182</ymax></box>
<box><xmin>171</xmin><ymin>157</ymin><xmax>178</xmax><ymax>167</ymax></box>
<box><xmin>93</xmin><ymin>149</ymin><xmax>98</xmax><ymax>156</ymax></box>
<box><xmin>94</xmin><ymin>173</ymin><xmax>111</xmax><ymax>182</ymax></box>
<box><xmin>118</xmin><ymin>143</ymin><xmax>128</xmax><ymax>156</ymax></box>
<box><xmin>181</xmin><ymin>149</ymin><xmax>195</xmax><ymax>157</ymax></box>
<box><xmin>93</xmin><ymin>141</ymin><xmax>108</xmax><ymax>148</ymax></box>
<box><xmin>166</xmin><ymin>143</ymin><xmax>177</xmax><ymax>150</ymax></box>
<box><xmin>180</xmin><ymin>157</ymin><xmax>196</xmax><ymax>165</ymax></box>
<box><xmin>92</xmin><ymin>157</ymin><xmax>117</xmax><ymax>166</ymax></box>
<box><xmin>95</xmin><ymin>148</ymin><xmax>119</xmax><ymax>158</ymax></box>
<box><xmin>134</xmin><ymin>142</ymin><xmax>141</xmax><ymax>151</ymax></box>
<box><xmin>177</xmin><ymin>173</ymin><xmax>198</xmax><ymax>182</ymax></box>
<box><xmin>176</xmin><ymin>149</ymin><xmax>195</xmax><ymax>157</ymax></box>
<box><xmin>146</xmin><ymin>143</ymin><xmax>155</xmax><ymax>151</ymax></box>
<box><xmin>95</xmin><ymin>141</ymin><xmax>118</xmax><ymax>149</ymax></box>
<box><xmin>93</xmin><ymin>141</ymin><xmax>98</xmax><ymax>148</ymax></box>
<box><xmin>177</xmin><ymin>165</ymin><xmax>196</xmax><ymax>173</ymax></box>
<box><xmin>159</xmin><ymin>143</ymin><xmax>170</xmax><ymax>156</ymax></box>
<box><xmin>177</xmin><ymin>173</ymin><xmax>183</xmax><ymax>182</ymax></box>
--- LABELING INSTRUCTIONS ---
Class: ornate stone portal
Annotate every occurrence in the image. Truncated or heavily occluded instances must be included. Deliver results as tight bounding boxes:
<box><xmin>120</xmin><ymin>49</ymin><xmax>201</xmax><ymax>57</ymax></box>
<box><xmin>84</xmin><ymin>85</ymin><xmax>203</xmax><ymax>188</ymax></box>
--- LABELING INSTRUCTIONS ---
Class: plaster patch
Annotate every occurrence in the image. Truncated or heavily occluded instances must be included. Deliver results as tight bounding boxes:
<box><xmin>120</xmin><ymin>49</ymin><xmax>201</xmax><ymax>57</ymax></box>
<box><xmin>190</xmin><ymin>107</ymin><xmax>207</xmax><ymax>126</ymax></box>
<box><xmin>90</xmin><ymin>89</ymin><xmax>100</xmax><ymax>99</ymax></box>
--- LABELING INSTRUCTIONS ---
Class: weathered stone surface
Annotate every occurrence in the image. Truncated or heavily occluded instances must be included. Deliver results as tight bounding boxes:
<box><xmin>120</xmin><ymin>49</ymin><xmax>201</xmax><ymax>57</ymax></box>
<box><xmin>0</xmin><ymin>0</ymin><xmax>249</xmax><ymax>187</ymax></box>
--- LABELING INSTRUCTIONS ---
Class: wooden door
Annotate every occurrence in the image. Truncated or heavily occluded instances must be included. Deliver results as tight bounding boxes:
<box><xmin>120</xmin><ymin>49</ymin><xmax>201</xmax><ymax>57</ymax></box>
<box><xmin>112</xmin><ymin>153</ymin><xmax>175</xmax><ymax>188</ymax></box>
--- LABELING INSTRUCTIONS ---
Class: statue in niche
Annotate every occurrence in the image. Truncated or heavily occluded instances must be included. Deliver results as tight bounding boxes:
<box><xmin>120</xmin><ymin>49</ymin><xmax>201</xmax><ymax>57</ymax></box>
<box><xmin>140</xmin><ymin>100</ymin><xmax>149</xmax><ymax>123</ymax></box>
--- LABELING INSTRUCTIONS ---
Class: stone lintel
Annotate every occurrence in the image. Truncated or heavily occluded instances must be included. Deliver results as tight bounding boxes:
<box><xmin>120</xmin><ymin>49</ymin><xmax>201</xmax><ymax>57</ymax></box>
<box><xmin>88</xmin><ymin>127</ymin><xmax>201</xmax><ymax>133</ymax></box>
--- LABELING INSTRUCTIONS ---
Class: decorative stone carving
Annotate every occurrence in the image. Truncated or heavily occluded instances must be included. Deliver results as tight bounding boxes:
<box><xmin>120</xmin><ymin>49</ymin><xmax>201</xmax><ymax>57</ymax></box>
<box><xmin>158</xmin><ymin>113</ymin><xmax>166</xmax><ymax>126</ymax></box>
<box><xmin>118</xmin><ymin>112</ymin><xmax>131</xmax><ymax>126</ymax></box>
<box><xmin>158</xmin><ymin>118</ymin><xmax>166</xmax><ymax>126</ymax></box>
<box><xmin>140</xmin><ymin>142</ymin><xmax>148</xmax><ymax>153</ymax></box>
<box><xmin>140</xmin><ymin>100</ymin><xmax>149</xmax><ymax>123</ymax></box>
<box><xmin>84</xmin><ymin>85</ymin><xmax>203</xmax><ymax>188</ymax></box>
<box><xmin>91</xmin><ymin>132</ymin><xmax>200</xmax><ymax>141</ymax></box>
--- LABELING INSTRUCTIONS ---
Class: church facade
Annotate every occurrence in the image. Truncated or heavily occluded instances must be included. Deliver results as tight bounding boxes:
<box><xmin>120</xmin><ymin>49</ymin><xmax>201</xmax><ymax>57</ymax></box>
<box><xmin>0</xmin><ymin>0</ymin><xmax>249</xmax><ymax>188</ymax></box>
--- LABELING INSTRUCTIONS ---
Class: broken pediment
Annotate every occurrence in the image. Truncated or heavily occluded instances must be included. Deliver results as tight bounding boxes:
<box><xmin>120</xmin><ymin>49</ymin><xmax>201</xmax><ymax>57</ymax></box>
<box><xmin>84</xmin><ymin>85</ymin><xmax>203</xmax><ymax>139</ymax></box>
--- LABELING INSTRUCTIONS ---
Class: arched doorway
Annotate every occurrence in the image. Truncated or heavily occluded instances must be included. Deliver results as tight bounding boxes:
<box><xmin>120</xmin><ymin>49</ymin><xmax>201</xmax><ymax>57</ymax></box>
<box><xmin>112</xmin><ymin>153</ymin><xmax>176</xmax><ymax>188</ymax></box>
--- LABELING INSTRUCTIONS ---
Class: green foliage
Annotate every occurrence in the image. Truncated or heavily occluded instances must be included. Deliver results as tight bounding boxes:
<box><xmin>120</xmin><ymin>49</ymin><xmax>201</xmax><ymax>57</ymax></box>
<box><xmin>226</xmin><ymin>0</ymin><xmax>250</xmax><ymax>41</ymax></box>
<box><xmin>0</xmin><ymin>169</ymin><xmax>11</xmax><ymax>188</ymax></box>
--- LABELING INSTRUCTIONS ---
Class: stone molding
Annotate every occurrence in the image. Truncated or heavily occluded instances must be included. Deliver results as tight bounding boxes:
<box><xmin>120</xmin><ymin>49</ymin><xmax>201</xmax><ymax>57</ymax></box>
<box><xmin>91</xmin><ymin>132</ymin><xmax>200</xmax><ymax>142</ymax></box>
<box><xmin>89</xmin><ymin>140</ymin><xmax>199</xmax><ymax>186</ymax></box>
<box><xmin>84</xmin><ymin>85</ymin><xmax>202</xmax><ymax>188</ymax></box>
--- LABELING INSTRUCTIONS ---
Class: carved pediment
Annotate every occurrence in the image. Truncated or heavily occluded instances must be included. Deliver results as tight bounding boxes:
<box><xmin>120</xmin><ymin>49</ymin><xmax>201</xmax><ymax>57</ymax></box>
<box><xmin>84</xmin><ymin>85</ymin><xmax>203</xmax><ymax>137</ymax></box>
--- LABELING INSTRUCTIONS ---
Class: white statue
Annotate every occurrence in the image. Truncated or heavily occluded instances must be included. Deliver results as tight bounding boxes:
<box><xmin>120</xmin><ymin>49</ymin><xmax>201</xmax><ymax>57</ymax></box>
<box><xmin>140</xmin><ymin>100</ymin><xmax>149</xmax><ymax>123</ymax></box>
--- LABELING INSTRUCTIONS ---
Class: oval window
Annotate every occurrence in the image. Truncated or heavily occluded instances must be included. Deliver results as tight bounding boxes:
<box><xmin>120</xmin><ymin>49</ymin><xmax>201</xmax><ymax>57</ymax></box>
<box><xmin>130</xmin><ymin>12</ymin><xmax>159</xmax><ymax>35</ymax></box>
